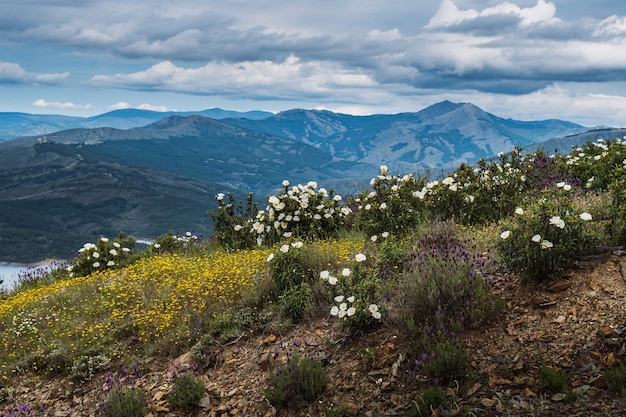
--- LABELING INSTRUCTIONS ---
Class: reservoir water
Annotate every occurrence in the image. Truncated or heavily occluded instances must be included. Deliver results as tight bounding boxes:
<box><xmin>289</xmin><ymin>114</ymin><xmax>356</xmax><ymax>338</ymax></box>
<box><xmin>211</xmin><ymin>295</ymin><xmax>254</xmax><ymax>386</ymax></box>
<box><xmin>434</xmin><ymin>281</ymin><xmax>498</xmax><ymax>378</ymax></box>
<box><xmin>0</xmin><ymin>262</ymin><xmax>60</xmax><ymax>290</ymax></box>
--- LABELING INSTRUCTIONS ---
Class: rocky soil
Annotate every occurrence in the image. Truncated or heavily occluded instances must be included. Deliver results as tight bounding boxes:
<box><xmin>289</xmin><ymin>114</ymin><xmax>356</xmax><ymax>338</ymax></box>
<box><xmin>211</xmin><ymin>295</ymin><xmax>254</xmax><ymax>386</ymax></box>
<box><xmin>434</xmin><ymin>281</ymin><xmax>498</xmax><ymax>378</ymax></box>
<box><xmin>3</xmin><ymin>251</ymin><xmax>626</xmax><ymax>416</ymax></box>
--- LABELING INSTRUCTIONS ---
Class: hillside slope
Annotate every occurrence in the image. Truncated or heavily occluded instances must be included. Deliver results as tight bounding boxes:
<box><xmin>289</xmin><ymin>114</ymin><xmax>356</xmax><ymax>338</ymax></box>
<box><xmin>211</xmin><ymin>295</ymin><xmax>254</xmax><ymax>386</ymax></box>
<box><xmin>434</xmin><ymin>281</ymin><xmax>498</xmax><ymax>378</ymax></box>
<box><xmin>2</xmin><ymin>253</ymin><xmax>625</xmax><ymax>416</ymax></box>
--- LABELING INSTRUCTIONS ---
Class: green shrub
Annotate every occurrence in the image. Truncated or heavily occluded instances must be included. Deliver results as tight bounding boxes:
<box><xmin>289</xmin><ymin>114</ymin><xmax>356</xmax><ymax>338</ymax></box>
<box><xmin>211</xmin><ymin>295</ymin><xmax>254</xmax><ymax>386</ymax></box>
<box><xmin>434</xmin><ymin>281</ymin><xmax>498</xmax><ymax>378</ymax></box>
<box><xmin>167</xmin><ymin>372</ymin><xmax>206</xmax><ymax>410</ymax></box>
<box><xmin>353</xmin><ymin>167</ymin><xmax>426</xmax><ymax>236</ymax></box>
<box><xmin>407</xmin><ymin>386</ymin><xmax>448</xmax><ymax>417</ymax></box>
<box><xmin>266</xmin><ymin>242</ymin><xmax>312</xmax><ymax>294</ymax></box>
<box><xmin>496</xmin><ymin>186</ymin><xmax>599</xmax><ymax>281</ymax></box>
<box><xmin>147</xmin><ymin>231</ymin><xmax>203</xmax><ymax>256</ymax></box>
<box><xmin>538</xmin><ymin>365</ymin><xmax>569</xmax><ymax>393</ymax></box>
<box><xmin>103</xmin><ymin>386</ymin><xmax>147</xmax><ymax>417</ymax></box>
<box><xmin>415</xmin><ymin>331</ymin><xmax>469</xmax><ymax>384</ymax></box>
<box><xmin>208</xmin><ymin>192</ymin><xmax>258</xmax><ymax>250</ymax></box>
<box><xmin>264</xmin><ymin>354</ymin><xmax>329</xmax><ymax>409</ymax></box>
<box><xmin>605</xmin><ymin>362</ymin><xmax>626</xmax><ymax>393</ymax></box>
<box><xmin>280</xmin><ymin>282</ymin><xmax>312</xmax><ymax>321</ymax></box>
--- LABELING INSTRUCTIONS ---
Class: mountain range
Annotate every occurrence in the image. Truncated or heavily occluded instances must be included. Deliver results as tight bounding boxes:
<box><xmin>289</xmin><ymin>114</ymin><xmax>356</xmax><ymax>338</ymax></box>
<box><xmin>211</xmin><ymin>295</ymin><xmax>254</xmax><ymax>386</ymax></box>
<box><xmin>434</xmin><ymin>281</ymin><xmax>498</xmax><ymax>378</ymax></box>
<box><xmin>0</xmin><ymin>101</ymin><xmax>602</xmax><ymax>262</ymax></box>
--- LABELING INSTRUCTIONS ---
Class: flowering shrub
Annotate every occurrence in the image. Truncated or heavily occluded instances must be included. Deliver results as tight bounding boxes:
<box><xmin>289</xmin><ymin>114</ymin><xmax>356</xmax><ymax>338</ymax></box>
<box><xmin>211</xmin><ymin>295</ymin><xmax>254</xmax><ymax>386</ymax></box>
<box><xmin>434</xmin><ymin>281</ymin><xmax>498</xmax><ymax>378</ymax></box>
<box><xmin>496</xmin><ymin>185</ymin><xmax>598</xmax><ymax>281</ymax></box>
<box><xmin>210</xmin><ymin>180</ymin><xmax>352</xmax><ymax>250</ymax></box>
<box><xmin>67</xmin><ymin>233</ymin><xmax>136</xmax><ymax>277</ymax></box>
<box><xmin>266</xmin><ymin>241</ymin><xmax>312</xmax><ymax>294</ymax></box>
<box><xmin>148</xmin><ymin>231</ymin><xmax>202</xmax><ymax>255</ymax></box>
<box><xmin>401</xmin><ymin>227</ymin><xmax>502</xmax><ymax>332</ymax></box>
<box><xmin>167</xmin><ymin>372</ymin><xmax>206</xmax><ymax>410</ymax></box>
<box><xmin>353</xmin><ymin>166</ymin><xmax>426</xmax><ymax>236</ymax></box>
<box><xmin>321</xmin><ymin>252</ymin><xmax>383</xmax><ymax>334</ymax></box>
<box><xmin>209</xmin><ymin>192</ymin><xmax>258</xmax><ymax>250</ymax></box>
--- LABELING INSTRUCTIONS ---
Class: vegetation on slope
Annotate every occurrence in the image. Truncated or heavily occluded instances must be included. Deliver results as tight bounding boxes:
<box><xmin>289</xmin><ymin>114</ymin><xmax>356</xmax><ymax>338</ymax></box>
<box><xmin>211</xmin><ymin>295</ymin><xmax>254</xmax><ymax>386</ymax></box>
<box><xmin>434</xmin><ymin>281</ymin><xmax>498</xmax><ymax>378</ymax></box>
<box><xmin>1</xmin><ymin>137</ymin><xmax>626</xmax><ymax>415</ymax></box>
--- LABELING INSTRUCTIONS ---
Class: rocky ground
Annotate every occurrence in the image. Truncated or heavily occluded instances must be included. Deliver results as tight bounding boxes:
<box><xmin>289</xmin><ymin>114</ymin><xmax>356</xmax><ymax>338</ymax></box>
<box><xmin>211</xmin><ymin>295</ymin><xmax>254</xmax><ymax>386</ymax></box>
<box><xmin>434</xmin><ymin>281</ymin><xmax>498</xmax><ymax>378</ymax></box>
<box><xmin>3</xmin><ymin>251</ymin><xmax>626</xmax><ymax>416</ymax></box>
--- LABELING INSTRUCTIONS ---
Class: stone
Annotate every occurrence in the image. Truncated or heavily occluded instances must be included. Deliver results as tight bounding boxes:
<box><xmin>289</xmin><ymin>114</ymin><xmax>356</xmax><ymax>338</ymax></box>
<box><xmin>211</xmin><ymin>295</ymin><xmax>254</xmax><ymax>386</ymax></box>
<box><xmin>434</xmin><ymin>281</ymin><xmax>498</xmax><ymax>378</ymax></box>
<box><xmin>257</xmin><ymin>352</ymin><xmax>274</xmax><ymax>371</ymax></box>
<box><xmin>598</xmin><ymin>326</ymin><xmax>616</xmax><ymax>338</ymax></box>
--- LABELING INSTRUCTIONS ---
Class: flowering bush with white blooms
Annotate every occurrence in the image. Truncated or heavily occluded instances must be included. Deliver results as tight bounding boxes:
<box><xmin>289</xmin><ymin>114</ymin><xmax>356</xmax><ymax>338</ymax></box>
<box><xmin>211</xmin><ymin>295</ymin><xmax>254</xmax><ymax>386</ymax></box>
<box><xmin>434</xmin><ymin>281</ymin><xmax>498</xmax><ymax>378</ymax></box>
<box><xmin>209</xmin><ymin>192</ymin><xmax>259</xmax><ymax>250</ymax></box>
<box><xmin>148</xmin><ymin>231</ymin><xmax>202</xmax><ymax>256</ymax></box>
<box><xmin>320</xmin><ymin>252</ymin><xmax>383</xmax><ymax>334</ymax></box>
<box><xmin>266</xmin><ymin>240</ymin><xmax>313</xmax><ymax>295</ymax></box>
<box><xmin>353</xmin><ymin>166</ymin><xmax>427</xmax><ymax>236</ymax></box>
<box><xmin>496</xmin><ymin>184</ymin><xmax>599</xmax><ymax>281</ymax></box>
<box><xmin>210</xmin><ymin>180</ymin><xmax>352</xmax><ymax>250</ymax></box>
<box><xmin>66</xmin><ymin>233</ymin><xmax>136</xmax><ymax>277</ymax></box>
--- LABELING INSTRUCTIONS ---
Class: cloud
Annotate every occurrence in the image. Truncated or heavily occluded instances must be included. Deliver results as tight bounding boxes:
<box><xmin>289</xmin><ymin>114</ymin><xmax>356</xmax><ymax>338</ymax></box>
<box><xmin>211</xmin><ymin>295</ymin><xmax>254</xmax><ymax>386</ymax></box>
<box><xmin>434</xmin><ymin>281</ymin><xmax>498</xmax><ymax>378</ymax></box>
<box><xmin>0</xmin><ymin>61</ymin><xmax>69</xmax><ymax>85</ymax></box>
<box><xmin>107</xmin><ymin>102</ymin><xmax>131</xmax><ymax>110</ymax></box>
<box><xmin>88</xmin><ymin>57</ymin><xmax>378</xmax><ymax>103</ymax></box>
<box><xmin>33</xmin><ymin>99</ymin><xmax>92</xmax><ymax>110</ymax></box>
<box><xmin>138</xmin><ymin>103</ymin><xmax>169</xmax><ymax>112</ymax></box>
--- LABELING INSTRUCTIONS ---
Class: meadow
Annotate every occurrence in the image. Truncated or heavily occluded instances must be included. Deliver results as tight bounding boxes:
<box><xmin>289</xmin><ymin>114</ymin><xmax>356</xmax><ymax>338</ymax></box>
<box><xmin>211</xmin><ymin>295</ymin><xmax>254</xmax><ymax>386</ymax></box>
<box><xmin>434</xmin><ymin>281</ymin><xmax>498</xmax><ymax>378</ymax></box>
<box><xmin>1</xmin><ymin>137</ymin><xmax>625</xmax><ymax>415</ymax></box>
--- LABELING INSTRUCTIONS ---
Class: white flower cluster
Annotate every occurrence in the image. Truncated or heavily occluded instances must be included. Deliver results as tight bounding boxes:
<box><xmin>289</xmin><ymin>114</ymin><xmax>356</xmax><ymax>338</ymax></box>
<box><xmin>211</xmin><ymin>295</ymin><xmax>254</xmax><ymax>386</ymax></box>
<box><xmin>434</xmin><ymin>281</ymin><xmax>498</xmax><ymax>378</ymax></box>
<box><xmin>320</xmin><ymin>253</ymin><xmax>381</xmax><ymax>320</ymax></box>
<box><xmin>68</xmin><ymin>237</ymin><xmax>132</xmax><ymax>276</ymax></box>
<box><xmin>228</xmin><ymin>180</ymin><xmax>351</xmax><ymax>246</ymax></box>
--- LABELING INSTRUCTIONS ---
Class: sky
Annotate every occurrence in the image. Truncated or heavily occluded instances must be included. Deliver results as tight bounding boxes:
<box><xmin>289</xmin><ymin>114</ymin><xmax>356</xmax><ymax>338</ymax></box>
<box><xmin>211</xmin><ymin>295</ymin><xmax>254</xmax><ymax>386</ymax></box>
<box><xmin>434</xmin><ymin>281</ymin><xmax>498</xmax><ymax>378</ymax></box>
<box><xmin>2</xmin><ymin>0</ymin><xmax>626</xmax><ymax>127</ymax></box>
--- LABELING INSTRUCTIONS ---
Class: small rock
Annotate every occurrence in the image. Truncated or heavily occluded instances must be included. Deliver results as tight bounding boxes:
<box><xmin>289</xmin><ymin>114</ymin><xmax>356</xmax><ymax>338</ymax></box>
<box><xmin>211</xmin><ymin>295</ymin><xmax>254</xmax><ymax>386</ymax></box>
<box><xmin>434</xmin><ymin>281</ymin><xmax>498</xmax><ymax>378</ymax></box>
<box><xmin>548</xmin><ymin>281</ymin><xmax>570</xmax><ymax>293</ymax></box>
<box><xmin>554</xmin><ymin>315</ymin><xmax>566</xmax><ymax>324</ymax></box>
<box><xmin>199</xmin><ymin>393</ymin><xmax>211</xmax><ymax>408</ymax></box>
<box><xmin>598</xmin><ymin>326</ymin><xmax>616</xmax><ymax>338</ymax></box>
<box><xmin>480</xmin><ymin>398</ymin><xmax>498</xmax><ymax>408</ymax></box>
<box><xmin>257</xmin><ymin>352</ymin><xmax>274</xmax><ymax>371</ymax></box>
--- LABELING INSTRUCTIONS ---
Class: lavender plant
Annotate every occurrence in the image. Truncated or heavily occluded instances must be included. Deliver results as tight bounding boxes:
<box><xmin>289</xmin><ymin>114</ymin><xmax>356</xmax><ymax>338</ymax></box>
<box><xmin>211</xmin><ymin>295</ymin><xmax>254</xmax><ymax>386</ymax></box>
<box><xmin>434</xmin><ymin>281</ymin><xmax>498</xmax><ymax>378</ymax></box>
<box><xmin>401</xmin><ymin>225</ymin><xmax>502</xmax><ymax>331</ymax></box>
<box><xmin>264</xmin><ymin>353</ymin><xmax>329</xmax><ymax>409</ymax></box>
<box><xmin>102</xmin><ymin>385</ymin><xmax>147</xmax><ymax>417</ymax></box>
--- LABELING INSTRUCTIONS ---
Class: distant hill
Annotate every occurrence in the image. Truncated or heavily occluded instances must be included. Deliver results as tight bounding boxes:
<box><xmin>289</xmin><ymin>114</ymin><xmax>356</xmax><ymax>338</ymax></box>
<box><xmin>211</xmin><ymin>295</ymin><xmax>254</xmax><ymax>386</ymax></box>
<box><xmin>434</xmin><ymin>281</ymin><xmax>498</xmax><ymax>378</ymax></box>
<box><xmin>0</xmin><ymin>116</ymin><xmax>371</xmax><ymax>262</ymax></box>
<box><xmin>523</xmin><ymin>127</ymin><xmax>626</xmax><ymax>155</ymax></box>
<box><xmin>0</xmin><ymin>108</ymin><xmax>274</xmax><ymax>140</ymax></box>
<box><xmin>0</xmin><ymin>101</ymin><xmax>595</xmax><ymax>261</ymax></box>
<box><xmin>224</xmin><ymin>101</ymin><xmax>586</xmax><ymax>173</ymax></box>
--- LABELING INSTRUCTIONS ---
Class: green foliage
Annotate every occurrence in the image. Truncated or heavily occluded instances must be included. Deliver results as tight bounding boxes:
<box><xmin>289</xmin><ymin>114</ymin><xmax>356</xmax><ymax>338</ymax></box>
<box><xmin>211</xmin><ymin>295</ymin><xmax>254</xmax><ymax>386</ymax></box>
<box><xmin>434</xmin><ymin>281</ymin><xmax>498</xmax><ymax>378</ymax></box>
<box><xmin>374</xmin><ymin>233</ymin><xmax>406</xmax><ymax>281</ymax></box>
<box><xmin>353</xmin><ymin>168</ymin><xmax>426</xmax><ymax>236</ymax></box>
<box><xmin>103</xmin><ymin>386</ymin><xmax>147</xmax><ymax>417</ymax></box>
<box><xmin>407</xmin><ymin>386</ymin><xmax>448</xmax><ymax>417</ymax></box>
<box><xmin>209</xmin><ymin>192</ymin><xmax>258</xmax><ymax>250</ymax></box>
<box><xmin>167</xmin><ymin>372</ymin><xmax>206</xmax><ymax>410</ymax></box>
<box><xmin>147</xmin><ymin>231</ymin><xmax>203</xmax><ymax>256</ymax></box>
<box><xmin>67</xmin><ymin>232</ymin><xmax>137</xmax><ymax>277</ymax></box>
<box><xmin>609</xmin><ymin>175</ymin><xmax>626</xmax><ymax>246</ymax></box>
<box><xmin>539</xmin><ymin>365</ymin><xmax>569</xmax><ymax>393</ymax></box>
<box><xmin>267</xmin><ymin>242</ymin><xmax>312</xmax><ymax>294</ymax></box>
<box><xmin>69</xmin><ymin>354</ymin><xmax>111</xmax><ymax>383</ymax></box>
<box><xmin>496</xmin><ymin>186</ymin><xmax>599</xmax><ymax>281</ymax></box>
<box><xmin>605</xmin><ymin>362</ymin><xmax>626</xmax><ymax>393</ymax></box>
<box><xmin>264</xmin><ymin>354</ymin><xmax>329</xmax><ymax>409</ymax></box>
<box><xmin>280</xmin><ymin>282</ymin><xmax>312</xmax><ymax>321</ymax></box>
<box><xmin>416</xmin><ymin>331</ymin><xmax>469</xmax><ymax>383</ymax></box>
